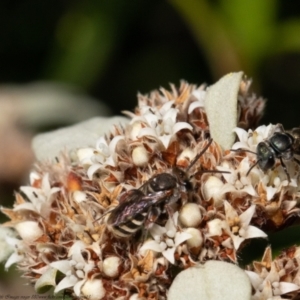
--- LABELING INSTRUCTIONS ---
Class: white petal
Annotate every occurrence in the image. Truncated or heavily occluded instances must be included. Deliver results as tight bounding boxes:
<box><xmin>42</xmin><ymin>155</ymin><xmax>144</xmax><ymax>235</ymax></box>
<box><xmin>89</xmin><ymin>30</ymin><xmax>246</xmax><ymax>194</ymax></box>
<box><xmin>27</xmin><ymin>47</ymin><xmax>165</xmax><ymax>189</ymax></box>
<box><xmin>172</xmin><ymin>122</ymin><xmax>193</xmax><ymax>134</ymax></box>
<box><xmin>50</xmin><ymin>260</ymin><xmax>71</xmax><ymax>274</ymax></box>
<box><xmin>163</xmin><ymin>108</ymin><xmax>178</xmax><ymax>123</ymax></box>
<box><xmin>29</xmin><ymin>171</ymin><xmax>41</xmax><ymax>185</ymax></box>
<box><xmin>278</xmin><ymin>282</ymin><xmax>300</xmax><ymax>295</ymax></box>
<box><xmin>163</xmin><ymin>247</ymin><xmax>176</xmax><ymax>264</ymax></box>
<box><xmin>242</xmin><ymin>184</ymin><xmax>258</xmax><ymax>197</ymax></box>
<box><xmin>243</xmin><ymin>225</ymin><xmax>267</xmax><ymax>240</ymax></box>
<box><xmin>140</xmin><ymin>240</ymin><xmax>165</xmax><ymax>253</ymax></box>
<box><xmin>165</xmin><ymin>212</ymin><xmax>178</xmax><ymax>232</ymax></box>
<box><xmin>231</xmin><ymin>141</ymin><xmax>251</xmax><ymax>150</ymax></box>
<box><xmin>87</xmin><ymin>163</ymin><xmax>103</xmax><ymax>179</ymax></box>
<box><xmin>95</xmin><ymin>136</ymin><xmax>108</xmax><ymax>150</ymax></box>
<box><xmin>69</xmin><ymin>241</ymin><xmax>86</xmax><ymax>260</ymax></box>
<box><xmin>74</xmin><ymin>279</ymin><xmax>85</xmax><ymax>297</ymax></box>
<box><xmin>231</xmin><ymin>235</ymin><xmax>245</xmax><ymax>250</ymax></box>
<box><xmin>265</xmin><ymin>186</ymin><xmax>278</xmax><ymax>201</ymax></box>
<box><xmin>54</xmin><ymin>276</ymin><xmax>78</xmax><ymax>294</ymax></box>
<box><xmin>138</xmin><ymin>127</ymin><xmax>159</xmax><ymax>138</ymax></box>
<box><xmin>150</xmin><ymin>223</ymin><xmax>166</xmax><ymax>238</ymax></box>
<box><xmin>144</xmin><ymin>112</ymin><xmax>159</xmax><ymax>127</ymax></box>
<box><xmin>105</xmin><ymin>155</ymin><xmax>116</xmax><ymax>167</ymax></box>
<box><xmin>108</xmin><ymin>135</ymin><xmax>125</xmax><ymax>153</ymax></box>
<box><xmin>5</xmin><ymin>252</ymin><xmax>23</xmax><ymax>269</ymax></box>
<box><xmin>13</xmin><ymin>202</ymin><xmax>36</xmax><ymax>212</ymax></box>
<box><xmin>159</xmin><ymin>100</ymin><xmax>175</xmax><ymax>114</ymax></box>
<box><xmin>191</xmin><ymin>89</ymin><xmax>206</xmax><ymax>102</ymax></box>
<box><xmin>159</xmin><ymin>135</ymin><xmax>172</xmax><ymax>149</ymax></box>
<box><xmin>175</xmin><ymin>232</ymin><xmax>192</xmax><ymax>246</ymax></box>
<box><xmin>244</xmin><ymin>270</ymin><xmax>263</xmax><ymax>289</ymax></box>
<box><xmin>224</xmin><ymin>201</ymin><xmax>238</xmax><ymax>220</ymax></box>
<box><xmin>239</xmin><ymin>205</ymin><xmax>256</xmax><ymax>226</ymax></box>
<box><xmin>188</xmin><ymin>101</ymin><xmax>202</xmax><ymax>114</ymax></box>
<box><xmin>233</xmin><ymin>127</ymin><xmax>248</xmax><ymax>144</ymax></box>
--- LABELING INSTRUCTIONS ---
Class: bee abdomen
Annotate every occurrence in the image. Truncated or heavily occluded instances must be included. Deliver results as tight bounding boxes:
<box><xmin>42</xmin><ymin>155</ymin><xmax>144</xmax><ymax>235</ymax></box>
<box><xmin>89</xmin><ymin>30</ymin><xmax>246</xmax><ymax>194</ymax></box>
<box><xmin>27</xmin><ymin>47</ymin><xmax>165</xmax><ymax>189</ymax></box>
<box><xmin>112</xmin><ymin>212</ymin><xmax>147</xmax><ymax>238</ymax></box>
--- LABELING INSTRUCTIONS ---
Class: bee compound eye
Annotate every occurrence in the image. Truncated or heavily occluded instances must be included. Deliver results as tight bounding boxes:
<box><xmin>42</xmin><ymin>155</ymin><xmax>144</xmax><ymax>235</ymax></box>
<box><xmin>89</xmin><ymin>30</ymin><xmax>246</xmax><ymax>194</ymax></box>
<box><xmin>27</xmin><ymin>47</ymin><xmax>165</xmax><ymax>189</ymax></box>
<box><xmin>257</xmin><ymin>142</ymin><xmax>276</xmax><ymax>171</ymax></box>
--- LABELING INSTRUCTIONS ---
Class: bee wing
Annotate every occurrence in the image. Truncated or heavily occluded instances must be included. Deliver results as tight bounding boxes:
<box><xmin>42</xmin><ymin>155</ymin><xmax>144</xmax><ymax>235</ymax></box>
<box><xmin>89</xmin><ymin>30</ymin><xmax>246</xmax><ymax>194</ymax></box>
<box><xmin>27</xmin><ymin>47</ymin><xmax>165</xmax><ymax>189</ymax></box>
<box><xmin>109</xmin><ymin>190</ymin><xmax>171</xmax><ymax>226</ymax></box>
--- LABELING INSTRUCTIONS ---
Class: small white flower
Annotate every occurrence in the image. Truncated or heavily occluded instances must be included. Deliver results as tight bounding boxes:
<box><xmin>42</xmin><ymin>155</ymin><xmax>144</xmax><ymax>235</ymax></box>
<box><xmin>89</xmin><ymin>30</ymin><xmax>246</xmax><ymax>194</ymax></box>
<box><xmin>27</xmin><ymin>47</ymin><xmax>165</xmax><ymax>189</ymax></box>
<box><xmin>217</xmin><ymin>157</ymin><xmax>258</xmax><ymax>197</ymax></box>
<box><xmin>18</xmin><ymin>173</ymin><xmax>60</xmax><ymax>217</ymax></box>
<box><xmin>79</xmin><ymin>135</ymin><xmax>124</xmax><ymax>178</ymax></box>
<box><xmin>224</xmin><ymin>201</ymin><xmax>267</xmax><ymax>250</ymax></box>
<box><xmin>246</xmin><ymin>262</ymin><xmax>300</xmax><ymax>299</ymax></box>
<box><xmin>2</xmin><ymin>234</ymin><xmax>24</xmax><ymax>269</ymax></box>
<box><xmin>131</xmin><ymin>104</ymin><xmax>192</xmax><ymax>149</ymax></box>
<box><xmin>139</xmin><ymin>212</ymin><xmax>191</xmax><ymax>264</ymax></box>
<box><xmin>50</xmin><ymin>241</ymin><xmax>95</xmax><ymax>296</ymax></box>
<box><xmin>232</xmin><ymin>124</ymin><xmax>275</xmax><ymax>152</ymax></box>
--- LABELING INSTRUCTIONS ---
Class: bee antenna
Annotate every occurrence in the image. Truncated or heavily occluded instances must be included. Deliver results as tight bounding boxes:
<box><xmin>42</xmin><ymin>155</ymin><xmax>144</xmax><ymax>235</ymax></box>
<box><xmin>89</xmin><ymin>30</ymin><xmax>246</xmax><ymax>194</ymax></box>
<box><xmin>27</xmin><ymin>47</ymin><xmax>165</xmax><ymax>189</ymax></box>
<box><xmin>186</xmin><ymin>138</ymin><xmax>213</xmax><ymax>173</ymax></box>
<box><xmin>231</xmin><ymin>148</ymin><xmax>257</xmax><ymax>155</ymax></box>
<box><xmin>190</xmin><ymin>169</ymin><xmax>230</xmax><ymax>178</ymax></box>
<box><xmin>93</xmin><ymin>209</ymin><xmax>113</xmax><ymax>224</ymax></box>
<box><xmin>246</xmin><ymin>160</ymin><xmax>260</xmax><ymax>176</ymax></box>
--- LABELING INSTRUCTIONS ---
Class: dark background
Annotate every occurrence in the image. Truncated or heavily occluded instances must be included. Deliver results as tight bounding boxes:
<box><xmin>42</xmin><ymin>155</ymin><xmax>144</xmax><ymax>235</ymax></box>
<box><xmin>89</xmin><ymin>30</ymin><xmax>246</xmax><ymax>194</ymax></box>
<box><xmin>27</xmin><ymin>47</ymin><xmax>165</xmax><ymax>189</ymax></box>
<box><xmin>1</xmin><ymin>0</ymin><xmax>300</xmax><ymax>128</ymax></box>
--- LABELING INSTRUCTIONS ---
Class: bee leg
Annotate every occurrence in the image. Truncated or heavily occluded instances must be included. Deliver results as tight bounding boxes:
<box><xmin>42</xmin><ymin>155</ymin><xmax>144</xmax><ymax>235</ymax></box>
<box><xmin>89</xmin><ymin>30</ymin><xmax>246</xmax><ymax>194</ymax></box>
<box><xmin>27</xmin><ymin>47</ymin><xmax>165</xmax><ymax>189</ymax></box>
<box><xmin>293</xmin><ymin>156</ymin><xmax>300</xmax><ymax>166</ymax></box>
<box><xmin>147</xmin><ymin>207</ymin><xmax>161</xmax><ymax>224</ymax></box>
<box><xmin>141</xmin><ymin>207</ymin><xmax>161</xmax><ymax>241</ymax></box>
<box><xmin>279</xmin><ymin>157</ymin><xmax>291</xmax><ymax>182</ymax></box>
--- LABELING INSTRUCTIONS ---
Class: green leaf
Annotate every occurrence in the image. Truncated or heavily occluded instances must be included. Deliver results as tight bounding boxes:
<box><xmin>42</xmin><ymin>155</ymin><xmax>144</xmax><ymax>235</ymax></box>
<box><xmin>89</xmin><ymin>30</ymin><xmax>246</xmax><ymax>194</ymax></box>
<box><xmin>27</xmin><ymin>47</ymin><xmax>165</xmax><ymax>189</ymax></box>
<box><xmin>272</xmin><ymin>19</ymin><xmax>300</xmax><ymax>54</ymax></box>
<box><xmin>219</xmin><ymin>0</ymin><xmax>277</xmax><ymax>66</ymax></box>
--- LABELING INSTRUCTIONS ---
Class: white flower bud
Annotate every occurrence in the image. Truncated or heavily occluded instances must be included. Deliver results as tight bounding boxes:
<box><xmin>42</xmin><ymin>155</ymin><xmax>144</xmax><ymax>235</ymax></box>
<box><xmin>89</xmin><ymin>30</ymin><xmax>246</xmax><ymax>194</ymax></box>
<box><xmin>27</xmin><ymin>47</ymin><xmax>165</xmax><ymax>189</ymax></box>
<box><xmin>185</xmin><ymin>228</ymin><xmax>203</xmax><ymax>248</ymax></box>
<box><xmin>81</xmin><ymin>279</ymin><xmax>105</xmax><ymax>300</ymax></box>
<box><xmin>179</xmin><ymin>203</ymin><xmax>201</xmax><ymax>227</ymax></box>
<box><xmin>72</xmin><ymin>191</ymin><xmax>87</xmax><ymax>203</ymax></box>
<box><xmin>203</xmin><ymin>176</ymin><xmax>224</xmax><ymax>207</ymax></box>
<box><xmin>132</xmin><ymin>146</ymin><xmax>149</xmax><ymax>167</ymax></box>
<box><xmin>207</xmin><ymin>219</ymin><xmax>225</xmax><ymax>237</ymax></box>
<box><xmin>103</xmin><ymin>256</ymin><xmax>121</xmax><ymax>278</ymax></box>
<box><xmin>130</xmin><ymin>122</ymin><xmax>143</xmax><ymax>140</ymax></box>
<box><xmin>76</xmin><ymin>148</ymin><xmax>94</xmax><ymax>165</ymax></box>
<box><xmin>177</xmin><ymin>148</ymin><xmax>196</xmax><ymax>165</ymax></box>
<box><xmin>15</xmin><ymin>221</ymin><xmax>43</xmax><ymax>242</ymax></box>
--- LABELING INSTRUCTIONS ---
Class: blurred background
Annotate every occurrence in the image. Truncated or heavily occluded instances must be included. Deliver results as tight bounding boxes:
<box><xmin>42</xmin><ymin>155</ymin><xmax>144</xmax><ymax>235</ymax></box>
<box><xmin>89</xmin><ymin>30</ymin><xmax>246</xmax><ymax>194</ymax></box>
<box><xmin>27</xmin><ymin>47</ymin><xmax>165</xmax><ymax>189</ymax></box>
<box><xmin>1</xmin><ymin>0</ymin><xmax>300</xmax><ymax>295</ymax></box>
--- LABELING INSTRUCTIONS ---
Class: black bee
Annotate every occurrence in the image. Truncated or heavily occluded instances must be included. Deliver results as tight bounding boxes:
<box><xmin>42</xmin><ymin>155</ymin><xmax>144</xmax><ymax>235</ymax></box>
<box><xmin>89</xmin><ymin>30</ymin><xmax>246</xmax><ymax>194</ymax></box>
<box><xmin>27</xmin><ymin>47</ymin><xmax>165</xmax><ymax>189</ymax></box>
<box><xmin>105</xmin><ymin>189</ymin><xmax>173</xmax><ymax>238</ymax></box>
<box><xmin>104</xmin><ymin>138</ymin><xmax>227</xmax><ymax>238</ymax></box>
<box><xmin>237</xmin><ymin>124</ymin><xmax>300</xmax><ymax>181</ymax></box>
